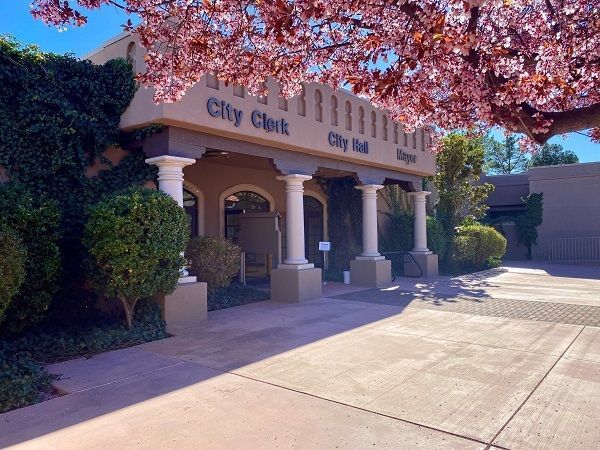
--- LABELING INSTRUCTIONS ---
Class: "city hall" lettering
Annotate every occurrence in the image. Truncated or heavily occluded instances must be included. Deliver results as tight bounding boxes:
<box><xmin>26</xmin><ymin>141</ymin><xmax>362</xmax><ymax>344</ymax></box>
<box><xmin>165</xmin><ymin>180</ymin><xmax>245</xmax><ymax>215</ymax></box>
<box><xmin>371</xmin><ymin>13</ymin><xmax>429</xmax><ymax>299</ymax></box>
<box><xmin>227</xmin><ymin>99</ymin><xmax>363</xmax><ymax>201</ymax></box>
<box><xmin>328</xmin><ymin>131</ymin><xmax>369</xmax><ymax>154</ymax></box>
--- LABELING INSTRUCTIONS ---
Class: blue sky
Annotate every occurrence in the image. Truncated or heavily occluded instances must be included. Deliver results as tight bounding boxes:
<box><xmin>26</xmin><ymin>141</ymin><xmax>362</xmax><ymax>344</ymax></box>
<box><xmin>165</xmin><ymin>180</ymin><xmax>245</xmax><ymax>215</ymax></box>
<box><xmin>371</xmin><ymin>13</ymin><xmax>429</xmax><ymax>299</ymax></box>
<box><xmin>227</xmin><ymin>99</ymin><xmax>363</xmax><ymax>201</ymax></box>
<box><xmin>2</xmin><ymin>3</ymin><xmax>599</xmax><ymax>162</ymax></box>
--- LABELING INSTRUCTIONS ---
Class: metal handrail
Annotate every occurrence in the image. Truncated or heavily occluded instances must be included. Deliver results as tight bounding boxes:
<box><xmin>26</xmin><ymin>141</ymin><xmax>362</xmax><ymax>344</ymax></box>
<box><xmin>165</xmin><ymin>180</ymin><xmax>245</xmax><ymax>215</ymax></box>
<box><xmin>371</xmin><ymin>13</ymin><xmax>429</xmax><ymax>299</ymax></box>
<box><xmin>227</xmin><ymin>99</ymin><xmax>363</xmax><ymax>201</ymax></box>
<box><xmin>381</xmin><ymin>251</ymin><xmax>423</xmax><ymax>280</ymax></box>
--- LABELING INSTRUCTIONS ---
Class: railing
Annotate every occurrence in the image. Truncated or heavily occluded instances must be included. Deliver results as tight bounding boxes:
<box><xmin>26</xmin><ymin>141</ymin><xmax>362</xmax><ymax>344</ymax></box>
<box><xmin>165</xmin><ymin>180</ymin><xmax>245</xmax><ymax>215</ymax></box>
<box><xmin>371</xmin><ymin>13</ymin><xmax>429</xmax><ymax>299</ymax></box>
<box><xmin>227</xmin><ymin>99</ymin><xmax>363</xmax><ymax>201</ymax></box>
<box><xmin>548</xmin><ymin>237</ymin><xmax>600</xmax><ymax>262</ymax></box>
<box><xmin>381</xmin><ymin>251</ymin><xmax>423</xmax><ymax>280</ymax></box>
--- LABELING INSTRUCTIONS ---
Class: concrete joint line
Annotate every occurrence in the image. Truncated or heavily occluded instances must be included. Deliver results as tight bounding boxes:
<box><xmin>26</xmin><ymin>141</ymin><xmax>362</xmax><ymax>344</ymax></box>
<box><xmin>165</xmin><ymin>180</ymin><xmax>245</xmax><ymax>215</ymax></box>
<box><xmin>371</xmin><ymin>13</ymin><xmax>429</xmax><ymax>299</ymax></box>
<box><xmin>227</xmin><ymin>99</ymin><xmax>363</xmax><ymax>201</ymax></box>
<box><xmin>229</xmin><ymin>371</ymin><xmax>490</xmax><ymax>448</ymax></box>
<box><xmin>485</xmin><ymin>325</ymin><xmax>588</xmax><ymax>449</ymax></box>
<box><xmin>73</xmin><ymin>361</ymin><xmax>186</xmax><ymax>394</ymax></box>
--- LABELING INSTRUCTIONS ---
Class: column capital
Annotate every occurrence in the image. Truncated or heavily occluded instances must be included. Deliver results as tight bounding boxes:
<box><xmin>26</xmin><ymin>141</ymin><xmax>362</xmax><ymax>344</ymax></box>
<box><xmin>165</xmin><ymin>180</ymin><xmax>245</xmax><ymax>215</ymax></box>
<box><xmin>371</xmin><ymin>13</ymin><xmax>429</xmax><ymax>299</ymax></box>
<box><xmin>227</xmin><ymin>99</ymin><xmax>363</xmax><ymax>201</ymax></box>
<box><xmin>407</xmin><ymin>190</ymin><xmax>431</xmax><ymax>199</ymax></box>
<box><xmin>355</xmin><ymin>184</ymin><xmax>385</xmax><ymax>193</ymax></box>
<box><xmin>145</xmin><ymin>155</ymin><xmax>196</xmax><ymax>168</ymax></box>
<box><xmin>276</xmin><ymin>174</ymin><xmax>313</xmax><ymax>183</ymax></box>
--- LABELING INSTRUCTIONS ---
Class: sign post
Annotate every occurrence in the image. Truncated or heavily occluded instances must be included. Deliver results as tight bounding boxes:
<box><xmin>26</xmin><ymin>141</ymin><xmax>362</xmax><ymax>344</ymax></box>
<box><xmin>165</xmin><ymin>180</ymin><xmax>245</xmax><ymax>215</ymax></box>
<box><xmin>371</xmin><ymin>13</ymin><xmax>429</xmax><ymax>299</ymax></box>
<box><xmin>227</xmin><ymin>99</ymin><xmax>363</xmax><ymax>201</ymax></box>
<box><xmin>318</xmin><ymin>241</ymin><xmax>331</xmax><ymax>285</ymax></box>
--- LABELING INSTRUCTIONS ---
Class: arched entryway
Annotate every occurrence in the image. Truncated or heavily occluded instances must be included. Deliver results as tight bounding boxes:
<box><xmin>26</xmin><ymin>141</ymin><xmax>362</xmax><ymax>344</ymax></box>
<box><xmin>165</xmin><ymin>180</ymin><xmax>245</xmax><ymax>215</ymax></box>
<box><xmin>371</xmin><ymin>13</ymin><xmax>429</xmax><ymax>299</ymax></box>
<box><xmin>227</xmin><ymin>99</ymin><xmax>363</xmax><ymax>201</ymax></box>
<box><xmin>304</xmin><ymin>195</ymin><xmax>325</xmax><ymax>268</ymax></box>
<box><xmin>224</xmin><ymin>190</ymin><xmax>271</xmax><ymax>283</ymax></box>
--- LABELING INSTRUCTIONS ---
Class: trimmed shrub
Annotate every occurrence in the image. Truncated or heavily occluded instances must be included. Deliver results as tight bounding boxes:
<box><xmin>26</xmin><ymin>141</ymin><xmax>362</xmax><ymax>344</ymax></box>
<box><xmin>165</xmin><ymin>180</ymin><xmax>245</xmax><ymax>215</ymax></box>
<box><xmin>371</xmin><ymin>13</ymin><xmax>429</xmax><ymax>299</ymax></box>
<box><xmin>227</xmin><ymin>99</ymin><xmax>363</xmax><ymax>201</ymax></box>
<box><xmin>186</xmin><ymin>236</ymin><xmax>241</xmax><ymax>292</ymax></box>
<box><xmin>0</xmin><ymin>226</ymin><xmax>26</xmax><ymax>324</ymax></box>
<box><xmin>0</xmin><ymin>183</ymin><xmax>61</xmax><ymax>334</ymax></box>
<box><xmin>84</xmin><ymin>188</ymin><xmax>189</xmax><ymax>329</ymax></box>
<box><xmin>454</xmin><ymin>224</ymin><xmax>507</xmax><ymax>270</ymax></box>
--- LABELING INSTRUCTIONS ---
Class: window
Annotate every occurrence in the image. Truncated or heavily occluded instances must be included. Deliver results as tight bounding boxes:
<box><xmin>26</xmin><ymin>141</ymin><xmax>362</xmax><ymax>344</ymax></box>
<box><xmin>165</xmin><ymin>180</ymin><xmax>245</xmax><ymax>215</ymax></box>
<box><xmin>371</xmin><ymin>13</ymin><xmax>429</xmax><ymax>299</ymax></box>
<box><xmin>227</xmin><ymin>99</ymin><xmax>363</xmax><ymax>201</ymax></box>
<box><xmin>224</xmin><ymin>191</ymin><xmax>270</xmax><ymax>242</ymax></box>
<box><xmin>345</xmin><ymin>101</ymin><xmax>352</xmax><ymax>130</ymax></box>
<box><xmin>183</xmin><ymin>189</ymin><xmax>198</xmax><ymax>238</ymax></box>
<box><xmin>370</xmin><ymin>111</ymin><xmax>377</xmax><ymax>138</ymax></box>
<box><xmin>297</xmin><ymin>85</ymin><xmax>306</xmax><ymax>116</ymax></box>
<box><xmin>358</xmin><ymin>107</ymin><xmax>365</xmax><ymax>134</ymax></box>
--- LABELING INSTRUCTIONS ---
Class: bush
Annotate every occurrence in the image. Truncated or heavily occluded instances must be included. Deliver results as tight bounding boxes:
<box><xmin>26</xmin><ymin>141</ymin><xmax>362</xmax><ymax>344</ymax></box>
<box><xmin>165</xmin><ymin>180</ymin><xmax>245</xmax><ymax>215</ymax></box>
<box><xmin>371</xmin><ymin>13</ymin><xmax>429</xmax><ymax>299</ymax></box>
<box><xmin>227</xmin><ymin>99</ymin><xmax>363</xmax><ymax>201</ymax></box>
<box><xmin>85</xmin><ymin>188</ymin><xmax>189</xmax><ymax>329</ymax></box>
<box><xmin>208</xmin><ymin>284</ymin><xmax>270</xmax><ymax>311</ymax></box>
<box><xmin>454</xmin><ymin>224</ymin><xmax>507</xmax><ymax>270</ymax></box>
<box><xmin>0</xmin><ymin>298</ymin><xmax>166</xmax><ymax>413</ymax></box>
<box><xmin>0</xmin><ymin>351</ymin><xmax>56</xmax><ymax>414</ymax></box>
<box><xmin>426</xmin><ymin>216</ymin><xmax>448</xmax><ymax>262</ymax></box>
<box><xmin>0</xmin><ymin>226</ymin><xmax>27</xmax><ymax>324</ymax></box>
<box><xmin>186</xmin><ymin>236</ymin><xmax>241</xmax><ymax>292</ymax></box>
<box><xmin>0</xmin><ymin>183</ymin><xmax>61</xmax><ymax>334</ymax></box>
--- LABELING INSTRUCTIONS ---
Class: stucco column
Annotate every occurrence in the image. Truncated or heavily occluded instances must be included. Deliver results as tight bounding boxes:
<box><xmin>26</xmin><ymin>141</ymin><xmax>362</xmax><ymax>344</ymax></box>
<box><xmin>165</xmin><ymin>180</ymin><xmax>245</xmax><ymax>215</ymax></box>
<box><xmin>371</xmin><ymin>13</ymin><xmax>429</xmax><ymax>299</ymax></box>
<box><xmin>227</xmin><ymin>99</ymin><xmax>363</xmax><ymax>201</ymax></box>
<box><xmin>277</xmin><ymin>174</ymin><xmax>312</xmax><ymax>265</ymax></box>
<box><xmin>145</xmin><ymin>155</ymin><xmax>196</xmax><ymax>206</ymax></box>
<box><xmin>146</xmin><ymin>155</ymin><xmax>197</xmax><ymax>283</ymax></box>
<box><xmin>409</xmin><ymin>191</ymin><xmax>431</xmax><ymax>253</ymax></box>
<box><xmin>356</xmin><ymin>184</ymin><xmax>384</xmax><ymax>258</ymax></box>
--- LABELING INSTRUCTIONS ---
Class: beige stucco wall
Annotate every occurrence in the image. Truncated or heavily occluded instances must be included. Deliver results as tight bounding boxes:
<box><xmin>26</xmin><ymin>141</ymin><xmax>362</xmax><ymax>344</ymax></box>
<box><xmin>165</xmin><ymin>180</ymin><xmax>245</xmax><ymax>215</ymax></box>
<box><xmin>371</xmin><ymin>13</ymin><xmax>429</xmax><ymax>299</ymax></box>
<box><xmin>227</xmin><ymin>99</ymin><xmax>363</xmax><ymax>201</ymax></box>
<box><xmin>529</xmin><ymin>162</ymin><xmax>600</xmax><ymax>260</ymax></box>
<box><xmin>182</xmin><ymin>158</ymin><xmax>327</xmax><ymax>253</ymax></box>
<box><xmin>87</xmin><ymin>34</ymin><xmax>435</xmax><ymax>179</ymax></box>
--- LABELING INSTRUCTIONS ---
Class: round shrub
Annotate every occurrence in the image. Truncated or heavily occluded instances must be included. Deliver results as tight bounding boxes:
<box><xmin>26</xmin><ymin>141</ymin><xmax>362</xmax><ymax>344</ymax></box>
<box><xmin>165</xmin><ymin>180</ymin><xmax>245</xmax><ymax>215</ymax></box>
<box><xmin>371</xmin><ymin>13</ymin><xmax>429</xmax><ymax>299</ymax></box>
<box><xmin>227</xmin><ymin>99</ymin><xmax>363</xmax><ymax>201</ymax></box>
<box><xmin>186</xmin><ymin>236</ymin><xmax>241</xmax><ymax>292</ymax></box>
<box><xmin>84</xmin><ymin>188</ymin><xmax>189</xmax><ymax>329</ymax></box>
<box><xmin>0</xmin><ymin>183</ymin><xmax>61</xmax><ymax>334</ymax></box>
<box><xmin>0</xmin><ymin>226</ymin><xmax>26</xmax><ymax>324</ymax></box>
<box><xmin>454</xmin><ymin>224</ymin><xmax>507</xmax><ymax>270</ymax></box>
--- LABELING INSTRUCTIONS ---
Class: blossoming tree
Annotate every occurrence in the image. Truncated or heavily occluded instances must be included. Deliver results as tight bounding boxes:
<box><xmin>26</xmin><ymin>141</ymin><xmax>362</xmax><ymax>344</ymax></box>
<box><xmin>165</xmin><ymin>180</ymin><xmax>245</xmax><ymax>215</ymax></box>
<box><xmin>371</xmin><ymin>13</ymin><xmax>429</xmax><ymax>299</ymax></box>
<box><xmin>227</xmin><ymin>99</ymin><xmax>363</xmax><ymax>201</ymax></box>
<box><xmin>32</xmin><ymin>0</ymin><xmax>600</xmax><ymax>146</ymax></box>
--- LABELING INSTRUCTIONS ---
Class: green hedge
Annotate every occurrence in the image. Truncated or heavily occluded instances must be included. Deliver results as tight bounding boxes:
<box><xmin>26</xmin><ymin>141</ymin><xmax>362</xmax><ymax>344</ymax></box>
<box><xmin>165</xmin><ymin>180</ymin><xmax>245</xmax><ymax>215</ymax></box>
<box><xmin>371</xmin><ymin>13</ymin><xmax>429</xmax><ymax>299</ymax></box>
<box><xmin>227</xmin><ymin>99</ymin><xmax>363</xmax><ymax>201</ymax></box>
<box><xmin>0</xmin><ymin>226</ymin><xmax>26</xmax><ymax>324</ymax></box>
<box><xmin>0</xmin><ymin>183</ymin><xmax>61</xmax><ymax>334</ymax></box>
<box><xmin>454</xmin><ymin>224</ymin><xmax>507</xmax><ymax>270</ymax></box>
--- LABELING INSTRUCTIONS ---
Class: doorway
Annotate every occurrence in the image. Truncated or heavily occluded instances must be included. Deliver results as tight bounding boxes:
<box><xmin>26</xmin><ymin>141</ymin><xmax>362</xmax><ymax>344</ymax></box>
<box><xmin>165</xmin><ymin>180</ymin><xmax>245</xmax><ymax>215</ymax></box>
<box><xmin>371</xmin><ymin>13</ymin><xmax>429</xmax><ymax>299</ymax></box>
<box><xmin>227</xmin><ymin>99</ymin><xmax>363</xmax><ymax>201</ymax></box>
<box><xmin>224</xmin><ymin>191</ymin><xmax>271</xmax><ymax>283</ymax></box>
<box><xmin>304</xmin><ymin>196</ymin><xmax>324</xmax><ymax>268</ymax></box>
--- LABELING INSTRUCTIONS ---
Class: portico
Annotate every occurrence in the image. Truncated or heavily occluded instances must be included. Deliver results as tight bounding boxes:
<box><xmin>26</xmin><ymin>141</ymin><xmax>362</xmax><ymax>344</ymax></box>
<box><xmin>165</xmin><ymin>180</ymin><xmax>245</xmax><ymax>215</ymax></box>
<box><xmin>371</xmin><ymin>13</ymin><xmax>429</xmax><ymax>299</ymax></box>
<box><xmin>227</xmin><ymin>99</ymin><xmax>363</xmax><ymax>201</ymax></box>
<box><xmin>89</xmin><ymin>34</ymin><xmax>438</xmax><ymax>306</ymax></box>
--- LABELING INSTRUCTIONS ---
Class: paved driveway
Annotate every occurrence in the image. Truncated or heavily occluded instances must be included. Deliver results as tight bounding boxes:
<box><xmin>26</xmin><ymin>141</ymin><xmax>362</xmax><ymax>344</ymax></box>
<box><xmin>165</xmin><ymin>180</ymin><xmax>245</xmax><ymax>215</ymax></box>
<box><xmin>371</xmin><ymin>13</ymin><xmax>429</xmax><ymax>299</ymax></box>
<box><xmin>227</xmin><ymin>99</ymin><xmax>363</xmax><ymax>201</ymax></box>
<box><xmin>1</xmin><ymin>262</ymin><xmax>599</xmax><ymax>449</ymax></box>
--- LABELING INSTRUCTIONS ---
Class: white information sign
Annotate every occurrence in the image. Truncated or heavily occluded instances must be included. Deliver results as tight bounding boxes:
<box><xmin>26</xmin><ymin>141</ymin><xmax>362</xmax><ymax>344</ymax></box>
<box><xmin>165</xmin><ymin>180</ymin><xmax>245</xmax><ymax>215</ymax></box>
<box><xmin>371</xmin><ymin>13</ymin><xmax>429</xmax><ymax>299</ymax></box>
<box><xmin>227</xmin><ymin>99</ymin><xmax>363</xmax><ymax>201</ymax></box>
<box><xmin>318</xmin><ymin>241</ymin><xmax>331</xmax><ymax>251</ymax></box>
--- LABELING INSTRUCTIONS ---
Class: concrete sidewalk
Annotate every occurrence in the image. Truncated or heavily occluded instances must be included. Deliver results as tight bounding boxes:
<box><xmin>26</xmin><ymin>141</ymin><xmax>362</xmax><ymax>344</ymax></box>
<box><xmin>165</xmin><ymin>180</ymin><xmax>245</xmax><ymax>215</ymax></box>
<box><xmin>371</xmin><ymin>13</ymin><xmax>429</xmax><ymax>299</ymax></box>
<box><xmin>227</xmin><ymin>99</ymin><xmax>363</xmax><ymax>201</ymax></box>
<box><xmin>1</xmin><ymin>263</ymin><xmax>599</xmax><ymax>449</ymax></box>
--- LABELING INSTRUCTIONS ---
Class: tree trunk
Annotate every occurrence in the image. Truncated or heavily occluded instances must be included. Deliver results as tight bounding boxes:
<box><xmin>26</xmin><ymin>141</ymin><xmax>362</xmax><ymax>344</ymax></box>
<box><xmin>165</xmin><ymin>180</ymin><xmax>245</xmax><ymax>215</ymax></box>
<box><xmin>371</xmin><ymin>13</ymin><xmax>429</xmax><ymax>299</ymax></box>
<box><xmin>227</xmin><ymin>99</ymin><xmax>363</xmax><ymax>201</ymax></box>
<box><xmin>119</xmin><ymin>296</ymin><xmax>139</xmax><ymax>330</ymax></box>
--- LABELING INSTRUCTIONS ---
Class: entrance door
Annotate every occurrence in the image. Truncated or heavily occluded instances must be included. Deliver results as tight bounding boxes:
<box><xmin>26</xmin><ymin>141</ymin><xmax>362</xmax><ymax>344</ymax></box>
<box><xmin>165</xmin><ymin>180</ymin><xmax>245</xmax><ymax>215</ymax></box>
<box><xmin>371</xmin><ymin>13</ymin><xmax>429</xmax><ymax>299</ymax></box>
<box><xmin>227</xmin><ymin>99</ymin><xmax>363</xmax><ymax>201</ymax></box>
<box><xmin>183</xmin><ymin>189</ymin><xmax>198</xmax><ymax>238</ymax></box>
<box><xmin>224</xmin><ymin>191</ymin><xmax>271</xmax><ymax>283</ymax></box>
<box><xmin>304</xmin><ymin>196</ymin><xmax>324</xmax><ymax>268</ymax></box>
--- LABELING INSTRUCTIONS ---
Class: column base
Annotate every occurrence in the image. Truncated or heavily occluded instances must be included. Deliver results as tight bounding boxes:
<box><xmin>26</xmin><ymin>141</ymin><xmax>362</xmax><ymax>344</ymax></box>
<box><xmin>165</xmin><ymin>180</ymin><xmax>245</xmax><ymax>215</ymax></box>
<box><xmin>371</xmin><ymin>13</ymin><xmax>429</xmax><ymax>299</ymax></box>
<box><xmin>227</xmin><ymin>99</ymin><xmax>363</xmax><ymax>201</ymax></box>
<box><xmin>271</xmin><ymin>266</ymin><xmax>322</xmax><ymax>302</ymax></box>
<box><xmin>154</xmin><ymin>281</ymin><xmax>207</xmax><ymax>334</ymax></box>
<box><xmin>405</xmin><ymin>252</ymin><xmax>439</xmax><ymax>278</ymax></box>
<box><xmin>350</xmin><ymin>258</ymin><xmax>392</xmax><ymax>287</ymax></box>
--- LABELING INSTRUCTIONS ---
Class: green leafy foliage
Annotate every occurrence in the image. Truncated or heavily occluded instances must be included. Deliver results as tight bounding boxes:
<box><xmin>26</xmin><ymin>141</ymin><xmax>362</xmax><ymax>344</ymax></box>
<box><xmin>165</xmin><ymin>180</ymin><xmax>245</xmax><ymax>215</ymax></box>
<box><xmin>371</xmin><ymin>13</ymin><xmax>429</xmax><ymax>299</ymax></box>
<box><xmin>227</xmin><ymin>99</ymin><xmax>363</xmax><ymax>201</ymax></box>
<box><xmin>186</xmin><ymin>236</ymin><xmax>241</xmax><ymax>292</ymax></box>
<box><xmin>0</xmin><ymin>37</ymin><xmax>157</xmax><ymax>324</ymax></box>
<box><xmin>433</xmin><ymin>133</ymin><xmax>494</xmax><ymax>268</ymax></box>
<box><xmin>529</xmin><ymin>143</ymin><xmax>578</xmax><ymax>167</ymax></box>
<box><xmin>85</xmin><ymin>188</ymin><xmax>189</xmax><ymax>328</ymax></box>
<box><xmin>320</xmin><ymin>177</ymin><xmax>362</xmax><ymax>276</ymax></box>
<box><xmin>380</xmin><ymin>211</ymin><xmax>447</xmax><ymax>261</ymax></box>
<box><xmin>208</xmin><ymin>284</ymin><xmax>270</xmax><ymax>311</ymax></box>
<box><xmin>0</xmin><ymin>226</ymin><xmax>27</xmax><ymax>324</ymax></box>
<box><xmin>0</xmin><ymin>351</ymin><xmax>56</xmax><ymax>414</ymax></box>
<box><xmin>0</xmin><ymin>298</ymin><xmax>166</xmax><ymax>413</ymax></box>
<box><xmin>484</xmin><ymin>133</ymin><xmax>529</xmax><ymax>174</ymax></box>
<box><xmin>515</xmin><ymin>193</ymin><xmax>544</xmax><ymax>259</ymax></box>
<box><xmin>426</xmin><ymin>216</ymin><xmax>448</xmax><ymax>262</ymax></box>
<box><xmin>0</xmin><ymin>183</ymin><xmax>61</xmax><ymax>333</ymax></box>
<box><xmin>454</xmin><ymin>224</ymin><xmax>507</xmax><ymax>270</ymax></box>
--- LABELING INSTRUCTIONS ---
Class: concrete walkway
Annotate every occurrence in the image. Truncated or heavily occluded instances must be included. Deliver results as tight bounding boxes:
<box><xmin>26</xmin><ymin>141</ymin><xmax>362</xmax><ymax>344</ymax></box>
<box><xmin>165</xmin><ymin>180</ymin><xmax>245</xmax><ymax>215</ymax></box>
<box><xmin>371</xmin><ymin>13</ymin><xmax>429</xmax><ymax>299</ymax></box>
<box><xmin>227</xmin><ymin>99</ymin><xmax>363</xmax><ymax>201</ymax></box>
<box><xmin>1</xmin><ymin>262</ymin><xmax>599</xmax><ymax>449</ymax></box>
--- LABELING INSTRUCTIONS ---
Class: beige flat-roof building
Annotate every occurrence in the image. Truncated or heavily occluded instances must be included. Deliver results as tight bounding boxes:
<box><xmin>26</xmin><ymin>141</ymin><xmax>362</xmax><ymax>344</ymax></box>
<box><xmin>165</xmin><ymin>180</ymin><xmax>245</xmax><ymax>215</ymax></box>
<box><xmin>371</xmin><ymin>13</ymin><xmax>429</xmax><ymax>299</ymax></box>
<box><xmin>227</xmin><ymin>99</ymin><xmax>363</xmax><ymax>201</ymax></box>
<box><xmin>483</xmin><ymin>163</ymin><xmax>600</xmax><ymax>262</ymax></box>
<box><xmin>88</xmin><ymin>34</ymin><xmax>438</xmax><ymax>313</ymax></box>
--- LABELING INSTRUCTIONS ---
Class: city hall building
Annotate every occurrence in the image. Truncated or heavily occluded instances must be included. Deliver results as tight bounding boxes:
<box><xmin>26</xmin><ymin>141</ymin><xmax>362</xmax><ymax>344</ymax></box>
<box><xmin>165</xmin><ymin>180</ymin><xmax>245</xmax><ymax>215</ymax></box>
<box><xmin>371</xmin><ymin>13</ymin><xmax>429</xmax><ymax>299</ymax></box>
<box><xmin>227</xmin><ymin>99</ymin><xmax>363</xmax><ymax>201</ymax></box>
<box><xmin>88</xmin><ymin>34</ymin><xmax>437</xmax><ymax>322</ymax></box>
